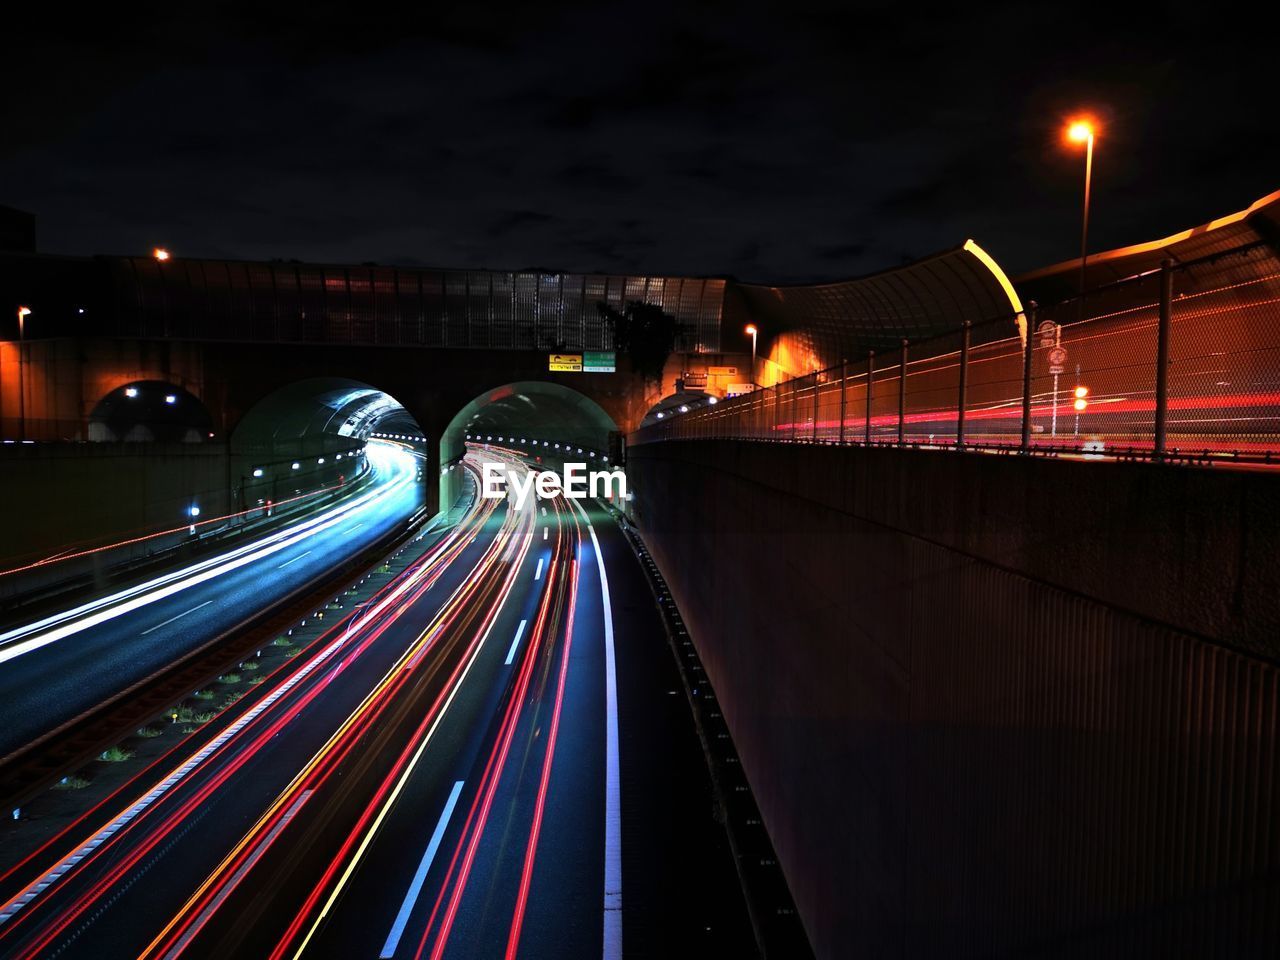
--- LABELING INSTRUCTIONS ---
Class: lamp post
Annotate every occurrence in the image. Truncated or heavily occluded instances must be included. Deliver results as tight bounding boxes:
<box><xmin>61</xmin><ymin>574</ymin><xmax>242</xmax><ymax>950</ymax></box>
<box><xmin>1066</xmin><ymin>119</ymin><xmax>1095</xmax><ymax>325</ymax></box>
<box><xmin>16</xmin><ymin>306</ymin><xmax>30</xmax><ymax>441</ymax></box>
<box><xmin>745</xmin><ymin>324</ymin><xmax>758</xmax><ymax>386</ymax></box>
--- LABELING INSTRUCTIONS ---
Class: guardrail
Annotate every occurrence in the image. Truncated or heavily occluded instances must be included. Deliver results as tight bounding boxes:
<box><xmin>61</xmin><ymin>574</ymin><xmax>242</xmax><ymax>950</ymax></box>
<box><xmin>632</xmin><ymin>254</ymin><xmax>1280</xmax><ymax>465</ymax></box>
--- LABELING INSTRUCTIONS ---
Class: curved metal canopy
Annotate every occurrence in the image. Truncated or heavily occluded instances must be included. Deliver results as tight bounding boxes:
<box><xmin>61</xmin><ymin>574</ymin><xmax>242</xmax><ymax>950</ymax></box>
<box><xmin>1016</xmin><ymin>188</ymin><xmax>1280</xmax><ymax>304</ymax></box>
<box><xmin>730</xmin><ymin>240</ymin><xmax>1024</xmax><ymax>369</ymax></box>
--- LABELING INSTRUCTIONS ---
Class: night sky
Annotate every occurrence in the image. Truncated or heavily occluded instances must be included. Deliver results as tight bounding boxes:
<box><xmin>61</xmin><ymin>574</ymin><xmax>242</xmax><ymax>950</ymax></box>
<box><xmin>6</xmin><ymin>2</ymin><xmax>1276</xmax><ymax>283</ymax></box>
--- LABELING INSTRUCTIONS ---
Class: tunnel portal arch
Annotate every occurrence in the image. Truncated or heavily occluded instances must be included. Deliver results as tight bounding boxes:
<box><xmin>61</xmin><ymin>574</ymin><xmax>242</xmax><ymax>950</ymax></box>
<box><xmin>88</xmin><ymin>380</ymin><xmax>213</xmax><ymax>443</ymax></box>
<box><xmin>438</xmin><ymin>380</ymin><xmax>621</xmax><ymax>510</ymax></box>
<box><xmin>228</xmin><ymin>377</ymin><xmax>426</xmax><ymax>508</ymax></box>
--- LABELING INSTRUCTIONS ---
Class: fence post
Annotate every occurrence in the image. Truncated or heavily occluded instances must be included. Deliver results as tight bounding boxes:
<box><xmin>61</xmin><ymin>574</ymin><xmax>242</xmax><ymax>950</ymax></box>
<box><xmin>865</xmin><ymin>349</ymin><xmax>875</xmax><ymax>443</ymax></box>
<box><xmin>812</xmin><ymin>371</ymin><xmax>820</xmax><ymax>442</ymax></box>
<box><xmin>897</xmin><ymin>339</ymin><xmax>908</xmax><ymax>445</ymax></box>
<box><xmin>1021</xmin><ymin>301</ymin><xmax>1037</xmax><ymax>452</ymax></box>
<box><xmin>956</xmin><ymin>321</ymin><xmax>970</xmax><ymax>449</ymax></box>
<box><xmin>838</xmin><ymin>360</ymin><xmax>848</xmax><ymax>444</ymax></box>
<box><xmin>773</xmin><ymin>380</ymin><xmax>781</xmax><ymax>441</ymax></box>
<box><xmin>1154</xmin><ymin>259</ymin><xmax>1173</xmax><ymax>459</ymax></box>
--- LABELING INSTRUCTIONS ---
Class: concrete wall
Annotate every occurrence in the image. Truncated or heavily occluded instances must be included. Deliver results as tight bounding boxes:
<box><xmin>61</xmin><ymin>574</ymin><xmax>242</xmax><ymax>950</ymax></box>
<box><xmin>627</xmin><ymin>440</ymin><xmax>1280</xmax><ymax>960</ymax></box>
<box><xmin>0</xmin><ymin>439</ymin><xmax>363</xmax><ymax>573</ymax></box>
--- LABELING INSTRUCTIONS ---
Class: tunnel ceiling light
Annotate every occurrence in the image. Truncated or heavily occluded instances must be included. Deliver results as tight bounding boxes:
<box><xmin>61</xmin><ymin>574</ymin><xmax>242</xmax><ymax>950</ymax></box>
<box><xmin>317</xmin><ymin>457</ymin><xmax>325</xmax><ymax>464</ymax></box>
<box><xmin>77</xmin><ymin>307</ymin><xmax>85</xmax><ymax>314</ymax></box>
<box><xmin>252</xmin><ymin>467</ymin><xmax>264</xmax><ymax>477</ymax></box>
<box><xmin>189</xmin><ymin>505</ymin><xmax>200</xmax><ymax>517</ymax></box>
<box><xmin>679</xmin><ymin>404</ymin><xmax>689</xmax><ymax>413</ymax></box>
<box><xmin>708</xmin><ymin>396</ymin><xmax>718</xmax><ymax>405</ymax></box>
<box><xmin>657</xmin><ymin>411</ymin><xmax>665</xmax><ymax>418</ymax></box>
<box><xmin>125</xmin><ymin>387</ymin><xmax>139</xmax><ymax>398</ymax></box>
<box><xmin>292</xmin><ymin>462</ymin><xmax>300</xmax><ymax>469</ymax></box>
<box><xmin>165</xmin><ymin>394</ymin><xmax>177</xmax><ymax>404</ymax></box>
<box><xmin>336</xmin><ymin>453</ymin><xmax>343</xmax><ymax>459</ymax></box>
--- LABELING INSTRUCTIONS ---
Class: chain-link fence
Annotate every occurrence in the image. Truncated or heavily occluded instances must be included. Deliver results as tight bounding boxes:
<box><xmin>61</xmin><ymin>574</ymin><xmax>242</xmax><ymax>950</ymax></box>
<box><xmin>632</xmin><ymin>255</ymin><xmax>1280</xmax><ymax>464</ymax></box>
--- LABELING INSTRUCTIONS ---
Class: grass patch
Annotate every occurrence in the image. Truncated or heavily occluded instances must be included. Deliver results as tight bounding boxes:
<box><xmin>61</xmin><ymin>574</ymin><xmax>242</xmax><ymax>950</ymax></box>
<box><xmin>272</xmin><ymin>636</ymin><xmax>294</xmax><ymax>647</ymax></box>
<box><xmin>243</xmin><ymin>660</ymin><xmax>261</xmax><ymax>671</ymax></box>
<box><xmin>285</xmin><ymin>648</ymin><xmax>302</xmax><ymax>658</ymax></box>
<box><xmin>217</xmin><ymin>673</ymin><xmax>241</xmax><ymax>685</ymax></box>
<box><xmin>136</xmin><ymin>726</ymin><xmax>164</xmax><ymax>738</ymax></box>
<box><xmin>222</xmin><ymin>692</ymin><xmax>244</xmax><ymax>708</ymax></box>
<box><xmin>194</xmin><ymin>689</ymin><xmax>216</xmax><ymax>700</ymax></box>
<box><xmin>250</xmin><ymin>675</ymin><xmax>267</xmax><ymax>685</ymax></box>
<box><xmin>194</xmin><ymin>710</ymin><xmax>217</xmax><ymax>723</ymax></box>
<box><xmin>99</xmin><ymin>745</ymin><xmax>134</xmax><ymax>762</ymax></box>
<box><xmin>53</xmin><ymin>775</ymin><xmax>92</xmax><ymax>790</ymax></box>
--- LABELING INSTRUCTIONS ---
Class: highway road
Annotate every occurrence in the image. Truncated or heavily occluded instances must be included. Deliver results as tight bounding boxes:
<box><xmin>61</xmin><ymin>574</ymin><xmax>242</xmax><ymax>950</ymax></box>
<box><xmin>0</xmin><ymin>446</ymin><xmax>755</xmax><ymax>959</ymax></box>
<box><xmin>0</xmin><ymin>440</ymin><xmax>425</xmax><ymax>758</ymax></box>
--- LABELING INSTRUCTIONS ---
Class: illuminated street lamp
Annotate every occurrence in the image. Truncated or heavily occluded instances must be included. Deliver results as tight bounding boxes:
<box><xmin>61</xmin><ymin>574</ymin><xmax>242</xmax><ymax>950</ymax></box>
<box><xmin>16</xmin><ymin>307</ymin><xmax>31</xmax><ymax>440</ymax></box>
<box><xmin>745</xmin><ymin>323</ymin><xmax>759</xmax><ymax>385</ymax></box>
<box><xmin>1065</xmin><ymin>118</ymin><xmax>1096</xmax><ymax>323</ymax></box>
<box><xmin>153</xmin><ymin>247</ymin><xmax>171</xmax><ymax>261</ymax></box>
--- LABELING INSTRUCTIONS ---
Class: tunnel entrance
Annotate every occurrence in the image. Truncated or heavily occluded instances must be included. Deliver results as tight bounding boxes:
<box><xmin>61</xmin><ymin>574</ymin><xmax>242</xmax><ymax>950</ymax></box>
<box><xmin>438</xmin><ymin>381</ymin><xmax>620</xmax><ymax>510</ymax></box>
<box><xmin>230</xmin><ymin>377</ymin><xmax>426</xmax><ymax>509</ymax></box>
<box><xmin>639</xmin><ymin>390</ymin><xmax>719</xmax><ymax>428</ymax></box>
<box><xmin>89</xmin><ymin>381</ymin><xmax>213</xmax><ymax>443</ymax></box>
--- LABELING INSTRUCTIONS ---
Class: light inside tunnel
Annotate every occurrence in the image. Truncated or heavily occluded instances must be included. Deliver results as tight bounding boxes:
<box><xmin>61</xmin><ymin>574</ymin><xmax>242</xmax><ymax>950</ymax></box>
<box><xmin>438</xmin><ymin>380</ymin><xmax>620</xmax><ymax>508</ymax></box>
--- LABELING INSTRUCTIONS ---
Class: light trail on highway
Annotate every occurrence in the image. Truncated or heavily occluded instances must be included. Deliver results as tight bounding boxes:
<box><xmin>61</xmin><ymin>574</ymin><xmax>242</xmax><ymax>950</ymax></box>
<box><xmin>0</xmin><ymin>446</ymin><xmax>625</xmax><ymax>960</ymax></box>
<box><xmin>0</xmin><ymin>440</ymin><xmax>426</xmax><ymax>757</ymax></box>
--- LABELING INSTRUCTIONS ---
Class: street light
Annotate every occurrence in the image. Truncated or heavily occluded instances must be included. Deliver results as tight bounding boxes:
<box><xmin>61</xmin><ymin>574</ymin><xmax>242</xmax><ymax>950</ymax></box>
<box><xmin>153</xmin><ymin>247</ymin><xmax>171</xmax><ymax>261</ymax></box>
<box><xmin>15</xmin><ymin>307</ymin><xmax>30</xmax><ymax>441</ymax></box>
<box><xmin>1064</xmin><ymin>118</ymin><xmax>1096</xmax><ymax>324</ymax></box>
<box><xmin>745</xmin><ymin>324</ymin><xmax>758</xmax><ymax>385</ymax></box>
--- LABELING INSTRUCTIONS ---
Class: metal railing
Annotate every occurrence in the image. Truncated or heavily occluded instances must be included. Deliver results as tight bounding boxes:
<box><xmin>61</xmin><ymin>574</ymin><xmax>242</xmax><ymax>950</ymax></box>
<box><xmin>631</xmin><ymin>256</ymin><xmax>1280</xmax><ymax>465</ymax></box>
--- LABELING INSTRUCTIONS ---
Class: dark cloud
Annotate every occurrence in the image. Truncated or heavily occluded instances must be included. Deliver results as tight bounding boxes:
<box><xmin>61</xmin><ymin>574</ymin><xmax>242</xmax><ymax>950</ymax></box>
<box><xmin>3</xmin><ymin>1</ymin><xmax>1276</xmax><ymax>283</ymax></box>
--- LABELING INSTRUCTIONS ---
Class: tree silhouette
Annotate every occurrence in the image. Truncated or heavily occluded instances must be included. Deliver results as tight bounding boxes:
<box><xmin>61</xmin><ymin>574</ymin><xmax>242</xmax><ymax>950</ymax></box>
<box><xmin>596</xmin><ymin>300</ymin><xmax>681</xmax><ymax>384</ymax></box>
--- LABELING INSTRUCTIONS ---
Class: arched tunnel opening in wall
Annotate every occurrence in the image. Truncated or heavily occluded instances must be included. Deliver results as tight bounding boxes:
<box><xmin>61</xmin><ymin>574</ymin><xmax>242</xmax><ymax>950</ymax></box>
<box><xmin>88</xmin><ymin>380</ymin><xmax>214</xmax><ymax>443</ymax></box>
<box><xmin>437</xmin><ymin>381</ymin><xmax>621</xmax><ymax>511</ymax></box>
<box><xmin>229</xmin><ymin>377</ymin><xmax>427</xmax><ymax>513</ymax></box>
<box><xmin>639</xmin><ymin>390</ymin><xmax>720</xmax><ymax>428</ymax></box>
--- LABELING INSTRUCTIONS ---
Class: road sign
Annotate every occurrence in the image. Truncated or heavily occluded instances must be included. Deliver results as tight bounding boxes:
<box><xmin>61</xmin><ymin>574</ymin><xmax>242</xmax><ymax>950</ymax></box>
<box><xmin>1048</xmin><ymin>345</ymin><xmax>1067</xmax><ymax>375</ymax></box>
<box><xmin>583</xmin><ymin>350</ymin><xmax>616</xmax><ymax>373</ymax></box>
<box><xmin>549</xmin><ymin>353</ymin><xmax>583</xmax><ymax>372</ymax></box>
<box><xmin>726</xmin><ymin>382</ymin><xmax>755</xmax><ymax>397</ymax></box>
<box><xmin>708</xmin><ymin>366</ymin><xmax>738</xmax><ymax>376</ymax></box>
<box><xmin>1037</xmin><ymin>320</ymin><xmax>1057</xmax><ymax>348</ymax></box>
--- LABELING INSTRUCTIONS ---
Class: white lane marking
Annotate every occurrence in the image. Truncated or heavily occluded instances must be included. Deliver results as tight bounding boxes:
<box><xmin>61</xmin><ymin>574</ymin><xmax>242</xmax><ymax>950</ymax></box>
<box><xmin>140</xmin><ymin>601</ymin><xmax>214</xmax><ymax>636</ymax></box>
<box><xmin>379</xmin><ymin>780</ymin><xmax>465</xmax><ymax>959</ymax></box>
<box><xmin>349</xmin><ymin>522</ymin><xmax>365</xmax><ymax>532</ymax></box>
<box><xmin>504</xmin><ymin>619</ymin><xmax>528</xmax><ymax>666</ymax></box>
<box><xmin>568</xmin><ymin>499</ymin><xmax>623</xmax><ymax>959</ymax></box>
<box><xmin>277</xmin><ymin>550</ymin><xmax>313</xmax><ymax>570</ymax></box>
<box><xmin>542</xmin><ymin>526</ymin><xmax>548</xmax><ymax>541</ymax></box>
<box><xmin>540</xmin><ymin>506</ymin><xmax>547</xmax><ymax>517</ymax></box>
<box><xmin>161</xmin><ymin>789</ymin><xmax>314</xmax><ymax>960</ymax></box>
<box><xmin>533</xmin><ymin>558</ymin><xmax>544</xmax><ymax>581</ymax></box>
